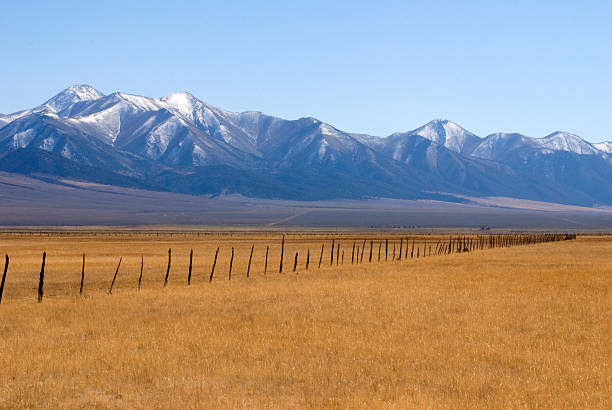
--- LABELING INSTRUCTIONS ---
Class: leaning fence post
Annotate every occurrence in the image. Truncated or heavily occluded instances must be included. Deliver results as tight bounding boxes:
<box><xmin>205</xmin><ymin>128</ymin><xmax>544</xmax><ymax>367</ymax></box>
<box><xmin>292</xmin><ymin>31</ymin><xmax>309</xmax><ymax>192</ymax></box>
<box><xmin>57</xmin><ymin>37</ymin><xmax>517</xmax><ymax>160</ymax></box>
<box><xmin>38</xmin><ymin>252</ymin><xmax>46</xmax><ymax>302</ymax></box>
<box><xmin>318</xmin><ymin>244</ymin><xmax>324</xmax><ymax>268</ymax></box>
<box><xmin>79</xmin><ymin>254</ymin><xmax>85</xmax><ymax>296</ymax></box>
<box><xmin>138</xmin><ymin>255</ymin><xmax>144</xmax><ymax>291</ymax></box>
<box><xmin>108</xmin><ymin>257</ymin><xmax>122</xmax><ymax>295</ymax></box>
<box><xmin>0</xmin><ymin>255</ymin><xmax>8</xmax><ymax>304</ymax></box>
<box><xmin>293</xmin><ymin>252</ymin><xmax>298</xmax><ymax>272</ymax></box>
<box><xmin>306</xmin><ymin>249</ymin><xmax>310</xmax><ymax>270</ymax></box>
<box><xmin>187</xmin><ymin>249</ymin><xmax>193</xmax><ymax>285</ymax></box>
<box><xmin>229</xmin><ymin>247</ymin><xmax>234</xmax><ymax>280</ymax></box>
<box><xmin>351</xmin><ymin>242</ymin><xmax>355</xmax><ymax>264</ymax></box>
<box><xmin>164</xmin><ymin>248</ymin><xmax>172</xmax><ymax>287</ymax></box>
<box><xmin>209</xmin><ymin>247</ymin><xmax>219</xmax><ymax>282</ymax></box>
<box><xmin>369</xmin><ymin>240</ymin><xmax>373</xmax><ymax>262</ymax></box>
<box><xmin>247</xmin><ymin>245</ymin><xmax>254</xmax><ymax>278</ymax></box>
<box><xmin>360</xmin><ymin>239</ymin><xmax>366</xmax><ymax>263</ymax></box>
<box><xmin>264</xmin><ymin>246</ymin><xmax>269</xmax><ymax>274</ymax></box>
<box><xmin>330</xmin><ymin>239</ymin><xmax>335</xmax><ymax>266</ymax></box>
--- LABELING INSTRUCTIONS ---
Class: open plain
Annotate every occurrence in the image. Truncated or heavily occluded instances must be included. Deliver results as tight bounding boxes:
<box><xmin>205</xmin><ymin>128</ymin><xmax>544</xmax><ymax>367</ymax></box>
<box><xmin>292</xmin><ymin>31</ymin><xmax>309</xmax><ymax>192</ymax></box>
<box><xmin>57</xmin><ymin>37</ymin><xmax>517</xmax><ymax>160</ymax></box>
<box><xmin>0</xmin><ymin>232</ymin><xmax>609</xmax><ymax>408</ymax></box>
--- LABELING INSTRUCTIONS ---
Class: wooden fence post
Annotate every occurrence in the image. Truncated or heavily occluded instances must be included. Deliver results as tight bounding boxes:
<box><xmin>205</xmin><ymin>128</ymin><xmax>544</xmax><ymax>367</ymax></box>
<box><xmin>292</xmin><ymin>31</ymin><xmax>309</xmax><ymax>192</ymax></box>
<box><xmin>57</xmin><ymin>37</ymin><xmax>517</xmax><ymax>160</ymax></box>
<box><xmin>209</xmin><ymin>247</ymin><xmax>219</xmax><ymax>282</ymax></box>
<box><xmin>79</xmin><ymin>254</ymin><xmax>85</xmax><ymax>296</ymax></box>
<box><xmin>360</xmin><ymin>239</ymin><xmax>366</xmax><ymax>263</ymax></box>
<box><xmin>293</xmin><ymin>252</ymin><xmax>298</xmax><ymax>272</ymax></box>
<box><xmin>38</xmin><ymin>252</ymin><xmax>46</xmax><ymax>302</ymax></box>
<box><xmin>108</xmin><ymin>257</ymin><xmax>122</xmax><ymax>295</ymax></box>
<box><xmin>351</xmin><ymin>242</ymin><xmax>355</xmax><ymax>264</ymax></box>
<box><xmin>279</xmin><ymin>236</ymin><xmax>284</xmax><ymax>273</ymax></box>
<box><xmin>164</xmin><ymin>248</ymin><xmax>171</xmax><ymax>287</ymax></box>
<box><xmin>378</xmin><ymin>242</ymin><xmax>381</xmax><ymax>261</ymax></box>
<box><xmin>398</xmin><ymin>238</ymin><xmax>403</xmax><ymax>261</ymax></box>
<box><xmin>264</xmin><ymin>246</ymin><xmax>269</xmax><ymax>274</ymax></box>
<box><xmin>138</xmin><ymin>255</ymin><xmax>144</xmax><ymax>291</ymax></box>
<box><xmin>318</xmin><ymin>244</ymin><xmax>324</xmax><ymax>268</ymax></box>
<box><xmin>306</xmin><ymin>249</ymin><xmax>310</xmax><ymax>269</ymax></box>
<box><xmin>330</xmin><ymin>239</ymin><xmax>335</xmax><ymax>266</ymax></box>
<box><xmin>0</xmin><ymin>255</ymin><xmax>8</xmax><ymax>304</ymax></box>
<box><xmin>247</xmin><ymin>245</ymin><xmax>254</xmax><ymax>278</ymax></box>
<box><xmin>187</xmin><ymin>249</ymin><xmax>193</xmax><ymax>285</ymax></box>
<box><xmin>229</xmin><ymin>247</ymin><xmax>234</xmax><ymax>280</ymax></box>
<box><xmin>337</xmin><ymin>243</ymin><xmax>340</xmax><ymax>266</ymax></box>
<box><xmin>369</xmin><ymin>240</ymin><xmax>373</xmax><ymax>262</ymax></box>
<box><xmin>385</xmin><ymin>239</ymin><xmax>388</xmax><ymax>261</ymax></box>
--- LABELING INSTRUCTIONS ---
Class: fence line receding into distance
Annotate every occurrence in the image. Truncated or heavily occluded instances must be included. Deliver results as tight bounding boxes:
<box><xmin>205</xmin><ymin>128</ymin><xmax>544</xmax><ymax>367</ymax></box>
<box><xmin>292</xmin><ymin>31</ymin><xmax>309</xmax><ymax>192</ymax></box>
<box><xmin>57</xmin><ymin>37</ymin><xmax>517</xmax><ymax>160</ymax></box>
<box><xmin>0</xmin><ymin>233</ymin><xmax>576</xmax><ymax>303</ymax></box>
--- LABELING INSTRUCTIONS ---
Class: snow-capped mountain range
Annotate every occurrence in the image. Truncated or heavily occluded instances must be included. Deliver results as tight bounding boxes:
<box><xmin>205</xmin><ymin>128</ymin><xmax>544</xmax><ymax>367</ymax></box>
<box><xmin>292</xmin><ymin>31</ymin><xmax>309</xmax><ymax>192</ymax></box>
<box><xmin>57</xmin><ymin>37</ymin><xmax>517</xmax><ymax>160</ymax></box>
<box><xmin>1</xmin><ymin>84</ymin><xmax>611</xmax><ymax>205</ymax></box>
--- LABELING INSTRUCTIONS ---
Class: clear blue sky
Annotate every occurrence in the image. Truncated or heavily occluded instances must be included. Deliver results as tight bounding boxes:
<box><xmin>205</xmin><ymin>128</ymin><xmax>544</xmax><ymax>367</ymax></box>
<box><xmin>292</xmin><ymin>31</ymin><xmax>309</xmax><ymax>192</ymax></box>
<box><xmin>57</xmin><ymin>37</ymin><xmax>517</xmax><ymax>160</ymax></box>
<box><xmin>1</xmin><ymin>1</ymin><xmax>611</xmax><ymax>142</ymax></box>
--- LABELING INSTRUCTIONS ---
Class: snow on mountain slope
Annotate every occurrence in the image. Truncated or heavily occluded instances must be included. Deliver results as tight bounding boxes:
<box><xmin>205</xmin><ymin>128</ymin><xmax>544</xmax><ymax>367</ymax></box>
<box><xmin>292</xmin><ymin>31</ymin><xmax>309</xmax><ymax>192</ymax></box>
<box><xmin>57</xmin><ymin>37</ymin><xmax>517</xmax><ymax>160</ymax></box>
<box><xmin>249</xmin><ymin>116</ymin><xmax>373</xmax><ymax>166</ymax></box>
<box><xmin>0</xmin><ymin>111</ymin><xmax>140</xmax><ymax>171</ymax></box>
<box><xmin>3</xmin><ymin>85</ymin><xmax>606</xmax><ymax>166</ymax></box>
<box><xmin>161</xmin><ymin>92</ymin><xmax>204</xmax><ymax>121</ymax></box>
<box><xmin>0</xmin><ymin>108</ymin><xmax>46</xmax><ymax>128</ymax></box>
<box><xmin>42</xmin><ymin>84</ymin><xmax>105</xmax><ymax>112</ymax></box>
<box><xmin>594</xmin><ymin>141</ymin><xmax>612</xmax><ymax>153</ymax></box>
<box><xmin>161</xmin><ymin>92</ymin><xmax>261</xmax><ymax>156</ymax></box>
<box><xmin>538</xmin><ymin>132</ymin><xmax>600</xmax><ymax>155</ymax></box>
<box><xmin>390</xmin><ymin>119</ymin><xmax>482</xmax><ymax>155</ymax></box>
<box><xmin>2</xmin><ymin>89</ymin><xmax>260</xmax><ymax>168</ymax></box>
<box><xmin>471</xmin><ymin>131</ymin><xmax>607</xmax><ymax>163</ymax></box>
<box><xmin>471</xmin><ymin>133</ymin><xmax>542</xmax><ymax>160</ymax></box>
<box><xmin>2</xmin><ymin>84</ymin><xmax>612</xmax><ymax>205</ymax></box>
<box><xmin>0</xmin><ymin>85</ymin><xmax>105</xmax><ymax>130</ymax></box>
<box><xmin>59</xmin><ymin>92</ymin><xmax>169</xmax><ymax>146</ymax></box>
<box><xmin>161</xmin><ymin>93</ymin><xmax>378</xmax><ymax>166</ymax></box>
<box><xmin>348</xmin><ymin>133</ymin><xmax>381</xmax><ymax>145</ymax></box>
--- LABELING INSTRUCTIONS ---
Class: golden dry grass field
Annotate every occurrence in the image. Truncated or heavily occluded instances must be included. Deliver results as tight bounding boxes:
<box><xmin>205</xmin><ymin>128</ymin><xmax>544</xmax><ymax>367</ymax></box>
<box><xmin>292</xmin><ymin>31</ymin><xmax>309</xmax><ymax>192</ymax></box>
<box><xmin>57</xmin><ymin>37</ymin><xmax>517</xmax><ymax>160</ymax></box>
<box><xmin>0</xmin><ymin>232</ymin><xmax>609</xmax><ymax>408</ymax></box>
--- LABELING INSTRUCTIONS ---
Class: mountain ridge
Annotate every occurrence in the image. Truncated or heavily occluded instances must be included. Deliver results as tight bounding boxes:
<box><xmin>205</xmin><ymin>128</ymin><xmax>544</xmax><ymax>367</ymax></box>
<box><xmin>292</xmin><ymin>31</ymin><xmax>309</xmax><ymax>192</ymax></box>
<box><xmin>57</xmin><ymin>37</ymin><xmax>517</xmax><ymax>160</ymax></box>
<box><xmin>1</xmin><ymin>84</ymin><xmax>611</xmax><ymax>206</ymax></box>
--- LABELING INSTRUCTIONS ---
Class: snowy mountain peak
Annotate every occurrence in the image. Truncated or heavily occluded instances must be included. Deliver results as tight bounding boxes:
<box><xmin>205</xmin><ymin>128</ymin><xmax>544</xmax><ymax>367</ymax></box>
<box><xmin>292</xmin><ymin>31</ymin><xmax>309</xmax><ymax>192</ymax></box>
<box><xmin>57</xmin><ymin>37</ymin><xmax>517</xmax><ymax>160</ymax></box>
<box><xmin>42</xmin><ymin>84</ymin><xmax>104</xmax><ymax>112</ymax></box>
<box><xmin>428</xmin><ymin>118</ymin><xmax>450</xmax><ymax>124</ymax></box>
<box><xmin>162</xmin><ymin>91</ymin><xmax>200</xmax><ymax>105</ymax></box>
<box><xmin>397</xmin><ymin>119</ymin><xmax>482</xmax><ymax>154</ymax></box>
<box><xmin>539</xmin><ymin>131</ymin><xmax>599</xmax><ymax>155</ymax></box>
<box><xmin>161</xmin><ymin>91</ymin><xmax>207</xmax><ymax>120</ymax></box>
<box><xmin>414</xmin><ymin>119</ymin><xmax>469</xmax><ymax>138</ymax></box>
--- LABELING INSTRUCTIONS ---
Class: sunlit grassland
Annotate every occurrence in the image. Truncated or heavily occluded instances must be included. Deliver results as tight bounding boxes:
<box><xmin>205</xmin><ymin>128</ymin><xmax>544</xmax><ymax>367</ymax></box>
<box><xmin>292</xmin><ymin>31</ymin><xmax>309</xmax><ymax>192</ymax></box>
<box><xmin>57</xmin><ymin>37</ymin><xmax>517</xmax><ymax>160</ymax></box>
<box><xmin>0</xmin><ymin>233</ymin><xmax>609</xmax><ymax>408</ymax></box>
